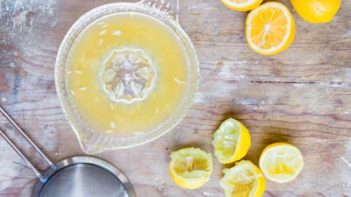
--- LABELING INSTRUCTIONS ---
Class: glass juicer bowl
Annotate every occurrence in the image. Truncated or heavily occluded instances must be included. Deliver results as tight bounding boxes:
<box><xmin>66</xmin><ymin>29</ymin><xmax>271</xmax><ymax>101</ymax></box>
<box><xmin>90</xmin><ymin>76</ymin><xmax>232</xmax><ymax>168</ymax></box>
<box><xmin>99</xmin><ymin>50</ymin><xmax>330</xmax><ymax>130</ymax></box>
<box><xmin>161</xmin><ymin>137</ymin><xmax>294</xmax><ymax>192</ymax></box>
<box><xmin>55</xmin><ymin>0</ymin><xmax>199</xmax><ymax>154</ymax></box>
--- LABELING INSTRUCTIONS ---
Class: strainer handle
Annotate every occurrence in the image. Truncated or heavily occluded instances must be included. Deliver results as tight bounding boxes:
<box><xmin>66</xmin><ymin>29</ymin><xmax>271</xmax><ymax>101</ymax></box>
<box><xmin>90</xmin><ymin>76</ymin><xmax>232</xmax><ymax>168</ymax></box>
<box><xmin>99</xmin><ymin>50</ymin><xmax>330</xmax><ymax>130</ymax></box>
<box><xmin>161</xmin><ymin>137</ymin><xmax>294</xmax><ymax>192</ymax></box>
<box><xmin>0</xmin><ymin>105</ymin><xmax>56</xmax><ymax>182</ymax></box>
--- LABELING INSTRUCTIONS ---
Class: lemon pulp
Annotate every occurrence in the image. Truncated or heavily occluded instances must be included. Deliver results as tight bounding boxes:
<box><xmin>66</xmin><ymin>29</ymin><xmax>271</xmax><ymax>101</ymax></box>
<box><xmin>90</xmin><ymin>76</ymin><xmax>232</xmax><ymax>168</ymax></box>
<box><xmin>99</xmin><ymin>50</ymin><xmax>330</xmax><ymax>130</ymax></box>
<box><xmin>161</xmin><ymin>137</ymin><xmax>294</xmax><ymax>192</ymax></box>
<box><xmin>66</xmin><ymin>13</ymin><xmax>190</xmax><ymax>135</ymax></box>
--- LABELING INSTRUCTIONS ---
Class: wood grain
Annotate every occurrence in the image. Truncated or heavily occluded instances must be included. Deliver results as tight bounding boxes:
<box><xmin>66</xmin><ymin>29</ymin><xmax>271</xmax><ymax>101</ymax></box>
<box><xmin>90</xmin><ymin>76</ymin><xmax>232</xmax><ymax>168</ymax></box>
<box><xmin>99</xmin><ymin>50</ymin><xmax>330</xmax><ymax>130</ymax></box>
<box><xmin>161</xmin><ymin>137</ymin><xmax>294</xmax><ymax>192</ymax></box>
<box><xmin>0</xmin><ymin>0</ymin><xmax>351</xmax><ymax>196</ymax></box>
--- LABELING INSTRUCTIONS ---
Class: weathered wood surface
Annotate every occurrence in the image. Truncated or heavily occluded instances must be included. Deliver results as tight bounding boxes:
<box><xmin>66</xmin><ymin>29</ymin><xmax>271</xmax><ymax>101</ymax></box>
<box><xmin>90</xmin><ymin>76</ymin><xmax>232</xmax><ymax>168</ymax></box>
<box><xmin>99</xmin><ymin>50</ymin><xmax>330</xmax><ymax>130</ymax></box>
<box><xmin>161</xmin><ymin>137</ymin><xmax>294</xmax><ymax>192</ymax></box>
<box><xmin>0</xmin><ymin>0</ymin><xmax>351</xmax><ymax>196</ymax></box>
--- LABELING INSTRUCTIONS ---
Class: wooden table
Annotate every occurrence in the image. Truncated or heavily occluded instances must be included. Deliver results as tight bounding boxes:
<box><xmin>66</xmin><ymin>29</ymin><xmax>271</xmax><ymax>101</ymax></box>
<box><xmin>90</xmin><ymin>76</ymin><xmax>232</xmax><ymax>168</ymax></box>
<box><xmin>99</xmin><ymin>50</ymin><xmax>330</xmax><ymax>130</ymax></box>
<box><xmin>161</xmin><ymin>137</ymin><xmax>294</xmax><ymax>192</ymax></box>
<box><xmin>0</xmin><ymin>0</ymin><xmax>350</xmax><ymax>196</ymax></box>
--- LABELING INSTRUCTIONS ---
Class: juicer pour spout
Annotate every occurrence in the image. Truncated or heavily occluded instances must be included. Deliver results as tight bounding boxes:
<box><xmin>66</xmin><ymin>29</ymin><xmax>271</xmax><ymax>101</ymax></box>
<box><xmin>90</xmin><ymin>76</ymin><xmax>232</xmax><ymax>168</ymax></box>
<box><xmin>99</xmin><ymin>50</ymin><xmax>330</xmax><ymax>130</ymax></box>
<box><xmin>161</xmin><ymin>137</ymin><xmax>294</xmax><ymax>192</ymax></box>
<box><xmin>140</xmin><ymin>0</ymin><xmax>180</xmax><ymax>23</ymax></box>
<box><xmin>0</xmin><ymin>105</ymin><xmax>56</xmax><ymax>182</ymax></box>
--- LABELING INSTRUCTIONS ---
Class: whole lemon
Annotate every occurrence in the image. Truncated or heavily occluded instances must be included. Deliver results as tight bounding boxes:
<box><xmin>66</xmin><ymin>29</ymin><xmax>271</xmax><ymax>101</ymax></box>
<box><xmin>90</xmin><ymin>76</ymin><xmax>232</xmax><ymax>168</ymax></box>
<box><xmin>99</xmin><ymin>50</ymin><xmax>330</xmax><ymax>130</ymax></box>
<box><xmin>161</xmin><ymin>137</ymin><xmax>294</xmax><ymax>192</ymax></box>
<box><xmin>290</xmin><ymin>0</ymin><xmax>341</xmax><ymax>24</ymax></box>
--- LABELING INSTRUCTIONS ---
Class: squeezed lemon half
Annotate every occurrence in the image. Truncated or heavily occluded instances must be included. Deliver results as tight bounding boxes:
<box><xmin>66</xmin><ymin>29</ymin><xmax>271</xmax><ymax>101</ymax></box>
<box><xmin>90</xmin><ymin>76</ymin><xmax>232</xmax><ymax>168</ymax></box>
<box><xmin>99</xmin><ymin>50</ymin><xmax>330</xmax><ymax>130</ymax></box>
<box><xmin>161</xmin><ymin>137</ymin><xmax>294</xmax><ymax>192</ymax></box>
<box><xmin>220</xmin><ymin>160</ymin><xmax>266</xmax><ymax>197</ymax></box>
<box><xmin>259</xmin><ymin>142</ymin><xmax>304</xmax><ymax>183</ymax></box>
<box><xmin>213</xmin><ymin>118</ymin><xmax>251</xmax><ymax>164</ymax></box>
<box><xmin>169</xmin><ymin>147</ymin><xmax>213</xmax><ymax>189</ymax></box>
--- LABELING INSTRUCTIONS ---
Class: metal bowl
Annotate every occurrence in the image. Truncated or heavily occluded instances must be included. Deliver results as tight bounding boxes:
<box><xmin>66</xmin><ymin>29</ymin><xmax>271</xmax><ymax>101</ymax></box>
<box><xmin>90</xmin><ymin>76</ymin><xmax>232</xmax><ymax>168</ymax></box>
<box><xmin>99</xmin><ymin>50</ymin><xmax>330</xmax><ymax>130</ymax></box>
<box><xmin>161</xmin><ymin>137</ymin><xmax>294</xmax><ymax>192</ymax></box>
<box><xmin>33</xmin><ymin>156</ymin><xmax>135</xmax><ymax>197</ymax></box>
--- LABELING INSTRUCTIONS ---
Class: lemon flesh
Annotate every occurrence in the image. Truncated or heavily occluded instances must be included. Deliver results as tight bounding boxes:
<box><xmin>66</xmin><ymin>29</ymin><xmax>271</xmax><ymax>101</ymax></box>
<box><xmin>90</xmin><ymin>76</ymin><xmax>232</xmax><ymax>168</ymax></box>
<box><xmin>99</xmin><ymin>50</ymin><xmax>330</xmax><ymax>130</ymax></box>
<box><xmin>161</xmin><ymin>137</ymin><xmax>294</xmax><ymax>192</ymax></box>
<box><xmin>169</xmin><ymin>147</ymin><xmax>213</xmax><ymax>189</ymax></box>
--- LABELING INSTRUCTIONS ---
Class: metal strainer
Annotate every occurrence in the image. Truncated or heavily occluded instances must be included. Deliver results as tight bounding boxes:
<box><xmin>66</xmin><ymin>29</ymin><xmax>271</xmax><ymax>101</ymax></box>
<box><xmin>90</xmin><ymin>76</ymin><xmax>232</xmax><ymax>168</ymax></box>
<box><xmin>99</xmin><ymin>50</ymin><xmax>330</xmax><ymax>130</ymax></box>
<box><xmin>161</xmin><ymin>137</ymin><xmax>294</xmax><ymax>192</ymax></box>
<box><xmin>0</xmin><ymin>105</ymin><xmax>135</xmax><ymax>197</ymax></box>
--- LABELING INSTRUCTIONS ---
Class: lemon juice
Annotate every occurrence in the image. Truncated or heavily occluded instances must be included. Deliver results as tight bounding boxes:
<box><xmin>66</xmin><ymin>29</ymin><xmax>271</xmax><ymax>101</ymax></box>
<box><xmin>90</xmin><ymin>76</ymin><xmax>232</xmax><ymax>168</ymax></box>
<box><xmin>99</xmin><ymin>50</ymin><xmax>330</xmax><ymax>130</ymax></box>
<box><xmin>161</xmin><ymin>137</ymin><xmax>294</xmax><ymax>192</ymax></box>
<box><xmin>66</xmin><ymin>12</ymin><xmax>190</xmax><ymax>136</ymax></box>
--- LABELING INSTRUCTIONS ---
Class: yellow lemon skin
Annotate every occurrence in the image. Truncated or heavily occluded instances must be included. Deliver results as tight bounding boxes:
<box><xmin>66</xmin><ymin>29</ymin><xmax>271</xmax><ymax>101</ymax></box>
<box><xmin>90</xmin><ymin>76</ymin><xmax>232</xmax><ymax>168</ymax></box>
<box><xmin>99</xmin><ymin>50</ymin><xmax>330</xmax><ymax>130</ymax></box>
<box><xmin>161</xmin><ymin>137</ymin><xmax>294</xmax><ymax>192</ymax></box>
<box><xmin>221</xmin><ymin>0</ymin><xmax>264</xmax><ymax>12</ymax></box>
<box><xmin>291</xmin><ymin>0</ymin><xmax>342</xmax><ymax>24</ymax></box>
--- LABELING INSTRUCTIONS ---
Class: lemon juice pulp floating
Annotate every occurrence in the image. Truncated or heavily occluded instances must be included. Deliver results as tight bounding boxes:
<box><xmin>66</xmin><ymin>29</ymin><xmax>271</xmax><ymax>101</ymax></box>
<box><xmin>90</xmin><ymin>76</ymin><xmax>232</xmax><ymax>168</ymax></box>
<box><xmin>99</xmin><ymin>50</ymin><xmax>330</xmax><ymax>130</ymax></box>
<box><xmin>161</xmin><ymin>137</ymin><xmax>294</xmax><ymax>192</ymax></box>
<box><xmin>67</xmin><ymin>12</ymin><xmax>191</xmax><ymax>136</ymax></box>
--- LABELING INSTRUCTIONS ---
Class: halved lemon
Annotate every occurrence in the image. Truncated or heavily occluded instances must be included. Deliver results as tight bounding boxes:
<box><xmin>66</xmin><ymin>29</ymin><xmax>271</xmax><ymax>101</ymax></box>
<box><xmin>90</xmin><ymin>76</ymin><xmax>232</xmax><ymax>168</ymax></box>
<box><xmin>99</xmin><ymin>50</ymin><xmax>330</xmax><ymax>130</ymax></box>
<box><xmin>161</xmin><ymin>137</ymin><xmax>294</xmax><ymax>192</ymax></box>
<box><xmin>212</xmin><ymin>118</ymin><xmax>251</xmax><ymax>164</ymax></box>
<box><xmin>259</xmin><ymin>142</ymin><xmax>304</xmax><ymax>183</ymax></box>
<box><xmin>220</xmin><ymin>160</ymin><xmax>266</xmax><ymax>197</ymax></box>
<box><xmin>221</xmin><ymin>0</ymin><xmax>264</xmax><ymax>12</ymax></box>
<box><xmin>169</xmin><ymin>147</ymin><xmax>213</xmax><ymax>189</ymax></box>
<box><xmin>245</xmin><ymin>2</ymin><xmax>296</xmax><ymax>55</ymax></box>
